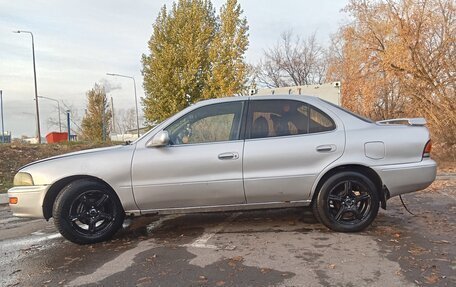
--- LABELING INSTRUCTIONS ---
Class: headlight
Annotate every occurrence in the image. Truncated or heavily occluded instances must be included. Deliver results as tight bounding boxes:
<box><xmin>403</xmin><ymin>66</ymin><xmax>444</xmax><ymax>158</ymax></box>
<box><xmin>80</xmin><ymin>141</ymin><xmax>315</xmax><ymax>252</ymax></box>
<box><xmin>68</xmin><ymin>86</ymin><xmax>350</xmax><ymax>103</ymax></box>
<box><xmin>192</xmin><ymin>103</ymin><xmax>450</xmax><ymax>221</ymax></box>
<box><xmin>13</xmin><ymin>172</ymin><xmax>34</xmax><ymax>186</ymax></box>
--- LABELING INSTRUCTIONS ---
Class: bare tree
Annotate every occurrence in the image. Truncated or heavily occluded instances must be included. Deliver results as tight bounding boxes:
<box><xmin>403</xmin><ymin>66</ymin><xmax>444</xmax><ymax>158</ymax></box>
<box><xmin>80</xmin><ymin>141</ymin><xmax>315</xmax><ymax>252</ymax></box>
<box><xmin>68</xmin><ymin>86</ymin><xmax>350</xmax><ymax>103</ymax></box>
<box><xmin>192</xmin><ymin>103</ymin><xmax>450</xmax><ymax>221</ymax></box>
<box><xmin>256</xmin><ymin>31</ymin><xmax>327</xmax><ymax>88</ymax></box>
<box><xmin>47</xmin><ymin>102</ymin><xmax>82</xmax><ymax>136</ymax></box>
<box><xmin>114</xmin><ymin>108</ymin><xmax>138</xmax><ymax>134</ymax></box>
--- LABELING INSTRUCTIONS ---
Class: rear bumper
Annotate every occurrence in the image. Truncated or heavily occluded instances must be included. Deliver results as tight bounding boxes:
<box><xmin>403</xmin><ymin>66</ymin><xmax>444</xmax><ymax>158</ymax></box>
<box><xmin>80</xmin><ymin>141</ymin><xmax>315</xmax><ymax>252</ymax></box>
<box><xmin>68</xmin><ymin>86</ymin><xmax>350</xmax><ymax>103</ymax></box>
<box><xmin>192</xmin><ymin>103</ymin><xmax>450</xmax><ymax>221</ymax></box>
<box><xmin>373</xmin><ymin>159</ymin><xmax>437</xmax><ymax>198</ymax></box>
<box><xmin>7</xmin><ymin>185</ymin><xmax>48</xmax><ymax>218</ymax></box>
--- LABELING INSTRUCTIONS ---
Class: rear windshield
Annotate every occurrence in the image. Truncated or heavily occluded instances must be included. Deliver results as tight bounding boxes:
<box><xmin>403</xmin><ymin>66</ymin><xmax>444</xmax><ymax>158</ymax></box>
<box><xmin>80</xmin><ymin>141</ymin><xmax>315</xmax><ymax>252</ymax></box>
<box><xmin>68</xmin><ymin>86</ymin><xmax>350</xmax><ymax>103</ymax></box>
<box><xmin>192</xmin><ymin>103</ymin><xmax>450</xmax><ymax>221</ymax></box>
<box><xmin>320</xmin><ymin>99</ymin><xmax>373</xmax><ymax>123</ymax></box>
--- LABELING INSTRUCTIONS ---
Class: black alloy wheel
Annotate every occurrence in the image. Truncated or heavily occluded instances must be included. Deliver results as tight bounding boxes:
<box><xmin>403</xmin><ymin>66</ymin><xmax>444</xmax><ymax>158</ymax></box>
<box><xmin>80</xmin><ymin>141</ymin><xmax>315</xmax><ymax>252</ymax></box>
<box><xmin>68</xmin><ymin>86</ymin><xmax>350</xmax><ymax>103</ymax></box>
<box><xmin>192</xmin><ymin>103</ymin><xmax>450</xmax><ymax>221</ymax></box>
<box><xmin>68</xmin><ymin>190</ymin><xmax>116</xmax><ymax>236</ymax></box>
<box><xmin>327</xmin><ymin>180</ymin><xmax>372</xmax><ymax>223</ymax></box>
<box><xmin>313</xmin><ymin>171</ymin><xmax>379</xmax><ymax>232</ymax></box>
<box><xmin>53</xmin><ymin>179</ymin><xmax>125</xmax><ymax>244</ymax></box>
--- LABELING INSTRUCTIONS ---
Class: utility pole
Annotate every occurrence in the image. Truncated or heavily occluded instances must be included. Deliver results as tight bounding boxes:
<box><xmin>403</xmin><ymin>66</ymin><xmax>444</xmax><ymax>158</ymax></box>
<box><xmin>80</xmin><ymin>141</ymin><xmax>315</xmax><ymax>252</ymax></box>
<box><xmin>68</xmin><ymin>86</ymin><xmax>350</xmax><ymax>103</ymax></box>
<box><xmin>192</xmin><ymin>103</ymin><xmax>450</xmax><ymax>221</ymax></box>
<box><xmin>102</xmin><ymin>96</ymin><xmax>106</xmax><ymax>142</ymax></box>
<box><xmin>110</xmin><ymin>97</ymin><xmax>115</xmax><ymax>134</ymax></box>
<box><xmin>66</xmin><ymin>110</ymin><xmax>71</xmax><ymax>141</ymax></box>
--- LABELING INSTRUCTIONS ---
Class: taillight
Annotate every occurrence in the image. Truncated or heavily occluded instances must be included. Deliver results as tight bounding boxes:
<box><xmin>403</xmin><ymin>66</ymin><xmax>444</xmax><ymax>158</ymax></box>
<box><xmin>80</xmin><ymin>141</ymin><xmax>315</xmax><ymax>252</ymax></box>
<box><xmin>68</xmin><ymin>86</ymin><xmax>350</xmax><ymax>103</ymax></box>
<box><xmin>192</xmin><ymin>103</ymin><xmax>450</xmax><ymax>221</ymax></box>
<box><xmin>423</xmin><ymin>140</ymin><xmax>432</xmax><ymax>158</ymax></box>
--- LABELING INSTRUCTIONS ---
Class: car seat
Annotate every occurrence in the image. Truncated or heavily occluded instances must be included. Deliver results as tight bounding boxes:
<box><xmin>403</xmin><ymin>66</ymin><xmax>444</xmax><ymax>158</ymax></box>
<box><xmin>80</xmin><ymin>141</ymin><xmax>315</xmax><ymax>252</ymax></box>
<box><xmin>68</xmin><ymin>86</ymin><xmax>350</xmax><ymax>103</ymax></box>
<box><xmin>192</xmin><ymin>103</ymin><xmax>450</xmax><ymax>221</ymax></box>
<box><xmin>251</xmin><ymin>116</ymin><xmax>269</xmax><ymax>138</ymax></box>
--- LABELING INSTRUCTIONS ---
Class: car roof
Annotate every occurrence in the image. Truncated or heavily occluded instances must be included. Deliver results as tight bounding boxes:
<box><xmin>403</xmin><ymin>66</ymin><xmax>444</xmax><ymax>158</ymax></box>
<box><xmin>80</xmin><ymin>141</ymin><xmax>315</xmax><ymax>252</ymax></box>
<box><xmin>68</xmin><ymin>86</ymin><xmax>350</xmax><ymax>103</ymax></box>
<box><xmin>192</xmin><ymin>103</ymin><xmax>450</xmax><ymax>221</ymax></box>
<box><xmin>190</xmin><ymin>95</ymin><xmax>371</xmax><ymax>129</ymax></box>
<box><xmin>193</xmin><ymin>94</ymin><xmax>322</xmax><ymax>107</ymax></box>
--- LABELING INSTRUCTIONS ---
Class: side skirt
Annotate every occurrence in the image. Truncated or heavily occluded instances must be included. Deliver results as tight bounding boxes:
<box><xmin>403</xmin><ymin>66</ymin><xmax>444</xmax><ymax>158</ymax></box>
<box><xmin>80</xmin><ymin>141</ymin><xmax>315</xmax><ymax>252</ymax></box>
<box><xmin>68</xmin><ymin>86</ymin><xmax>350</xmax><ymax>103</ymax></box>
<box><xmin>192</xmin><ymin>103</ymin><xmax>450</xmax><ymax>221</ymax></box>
<box><xmin>125</xmin><ymin>200</ymin><xmax>312</xmax><ymax>217</ymax></box>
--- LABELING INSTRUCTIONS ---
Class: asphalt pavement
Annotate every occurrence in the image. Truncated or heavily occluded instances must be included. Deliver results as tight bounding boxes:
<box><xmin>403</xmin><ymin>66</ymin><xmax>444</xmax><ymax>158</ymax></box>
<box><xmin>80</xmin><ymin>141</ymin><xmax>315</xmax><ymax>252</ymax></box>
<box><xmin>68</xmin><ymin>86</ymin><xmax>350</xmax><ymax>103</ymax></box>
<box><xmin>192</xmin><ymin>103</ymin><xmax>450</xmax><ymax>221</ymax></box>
<box><xmin>0</xmin><ymin>176</ymin><xmax>455</xmax><ymax>287</ymax></box>
<box><xmin>0</xmin><ymin>193</ymin><xmax>7</xmax><ymax>205</ymax></box>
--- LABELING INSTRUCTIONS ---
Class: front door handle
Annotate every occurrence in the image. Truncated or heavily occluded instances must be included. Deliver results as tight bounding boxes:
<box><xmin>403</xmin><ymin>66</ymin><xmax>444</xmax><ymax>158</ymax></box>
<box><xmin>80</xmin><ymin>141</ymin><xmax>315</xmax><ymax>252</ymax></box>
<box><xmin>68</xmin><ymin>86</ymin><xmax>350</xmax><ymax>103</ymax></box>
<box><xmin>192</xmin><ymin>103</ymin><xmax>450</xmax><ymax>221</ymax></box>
<box><xmin>218</xmin><ymin>152</ymin><xmax>239</xmax><ymax>160</ymax></box>
<box><xmin>316</xmin><ymin>144</ymin><xmax>336</xmax><ymax>152</ymax></box>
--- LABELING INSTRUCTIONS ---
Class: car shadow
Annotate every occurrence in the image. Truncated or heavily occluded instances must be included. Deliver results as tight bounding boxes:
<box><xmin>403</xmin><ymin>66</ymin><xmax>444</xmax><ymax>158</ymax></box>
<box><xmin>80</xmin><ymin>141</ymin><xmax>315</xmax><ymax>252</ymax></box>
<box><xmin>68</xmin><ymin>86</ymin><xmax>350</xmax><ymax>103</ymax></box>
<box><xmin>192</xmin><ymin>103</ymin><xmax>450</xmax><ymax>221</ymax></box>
<box><xmin>114</xmin><ymin>207</ymin><xmax>322</xmax><ymax>243</ymax></box>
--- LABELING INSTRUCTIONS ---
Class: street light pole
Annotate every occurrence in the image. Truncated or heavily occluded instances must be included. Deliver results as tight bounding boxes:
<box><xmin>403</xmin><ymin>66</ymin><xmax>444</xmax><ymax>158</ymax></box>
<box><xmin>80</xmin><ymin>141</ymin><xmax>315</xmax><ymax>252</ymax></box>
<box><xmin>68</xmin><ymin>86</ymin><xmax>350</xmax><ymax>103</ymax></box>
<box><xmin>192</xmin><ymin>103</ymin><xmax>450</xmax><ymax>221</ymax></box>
<box><xmin>0</xmin><ymin>90</ymin><xmax>4</xmax><ymax>143</ymax></box>
<box><xmin>14</xmin><ymin>30</ymin><xmax>41</xmax><ymax>143</ymax></box>
<box><xmin>38</xmin><ymin>96</ymin><xmax>62</xmax><ymax>132</ymax></box>
<box><xmin>106</xmin><ymin>73</ymin><xmax>140</xmax><ymax>138</ymax></box>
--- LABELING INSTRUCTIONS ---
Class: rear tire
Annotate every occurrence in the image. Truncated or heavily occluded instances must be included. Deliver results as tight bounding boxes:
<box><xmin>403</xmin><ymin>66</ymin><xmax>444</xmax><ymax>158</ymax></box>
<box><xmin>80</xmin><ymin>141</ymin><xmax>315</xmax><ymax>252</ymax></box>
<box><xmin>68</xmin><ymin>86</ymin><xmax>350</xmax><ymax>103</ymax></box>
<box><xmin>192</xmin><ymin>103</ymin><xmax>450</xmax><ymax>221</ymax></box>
<box><xmin>314</xmin><ymin>171</ymin><xmax>379</xmax><ymax>232</ymax></box>
<box><xmin>53</xmin><ymin>179</ymin><xmax>125</xmax><ymax>244</ymax></box>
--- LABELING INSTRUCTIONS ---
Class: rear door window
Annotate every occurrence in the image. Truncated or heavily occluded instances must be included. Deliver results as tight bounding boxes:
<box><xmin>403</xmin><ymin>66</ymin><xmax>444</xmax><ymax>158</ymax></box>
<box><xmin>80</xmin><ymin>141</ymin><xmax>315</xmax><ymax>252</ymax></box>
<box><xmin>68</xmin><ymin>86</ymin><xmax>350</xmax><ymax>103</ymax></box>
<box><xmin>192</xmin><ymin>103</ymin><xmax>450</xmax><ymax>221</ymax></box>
<box><xmin>246</xmin><ymin>99</ymin><xmax>335</xmax><ymax>139</ymax></box>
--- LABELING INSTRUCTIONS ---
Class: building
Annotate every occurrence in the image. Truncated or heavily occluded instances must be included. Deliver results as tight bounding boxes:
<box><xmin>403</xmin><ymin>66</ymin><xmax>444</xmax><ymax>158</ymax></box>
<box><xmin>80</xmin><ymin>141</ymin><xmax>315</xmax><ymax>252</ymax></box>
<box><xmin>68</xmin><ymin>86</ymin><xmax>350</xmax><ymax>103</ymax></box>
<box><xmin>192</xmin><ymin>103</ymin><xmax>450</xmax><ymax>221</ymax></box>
<box><xmin>0</xmin><ymin>131</ymin><xmax>11</xmax><ymax>143</ymax></box>
<box><xmin>110</xmin><ymin>127</ymin><xmax>150</xmax><ymax>142</ymax></box>
<box><xmin>252</xmin><ymin>82</ymin><xmax>341</xmax><ymax>105</ymax></box>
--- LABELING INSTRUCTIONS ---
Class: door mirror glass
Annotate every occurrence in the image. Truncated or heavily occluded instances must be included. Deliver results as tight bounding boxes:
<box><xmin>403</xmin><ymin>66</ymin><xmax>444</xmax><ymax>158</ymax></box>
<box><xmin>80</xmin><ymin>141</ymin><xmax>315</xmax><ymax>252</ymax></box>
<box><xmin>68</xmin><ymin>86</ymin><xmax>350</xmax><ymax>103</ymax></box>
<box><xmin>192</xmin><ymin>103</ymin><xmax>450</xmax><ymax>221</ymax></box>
<box><xmin>147</xmin><ymin>130</ymin><xmax>170</xmax><ymax>147</ymax></box>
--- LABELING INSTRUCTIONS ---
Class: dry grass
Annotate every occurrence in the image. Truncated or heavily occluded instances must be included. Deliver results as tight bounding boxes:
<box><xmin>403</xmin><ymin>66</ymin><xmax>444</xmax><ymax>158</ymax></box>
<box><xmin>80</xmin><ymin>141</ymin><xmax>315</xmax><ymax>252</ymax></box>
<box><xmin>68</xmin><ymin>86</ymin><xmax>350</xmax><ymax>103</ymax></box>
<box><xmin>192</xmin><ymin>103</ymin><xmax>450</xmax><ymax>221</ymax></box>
<box><xmin>0</xmin><ymin>142</ymin><xmax>112</xmax><ymax>193</ymax></box>
<box><xmin>432</xmin><ymin>143</ymin><xmax>456</xmax><ymax>173</ymax></box>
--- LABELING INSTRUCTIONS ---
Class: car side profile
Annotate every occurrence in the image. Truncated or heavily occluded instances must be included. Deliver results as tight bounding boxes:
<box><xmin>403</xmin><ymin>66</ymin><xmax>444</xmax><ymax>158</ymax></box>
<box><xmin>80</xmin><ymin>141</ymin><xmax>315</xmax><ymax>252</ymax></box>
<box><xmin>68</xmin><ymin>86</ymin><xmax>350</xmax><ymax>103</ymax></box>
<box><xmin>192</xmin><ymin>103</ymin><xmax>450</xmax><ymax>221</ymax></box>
<box><xmin>8</xmin><ymin>95</ymin><xmax>437</xmax><ymax>244</ymax></box>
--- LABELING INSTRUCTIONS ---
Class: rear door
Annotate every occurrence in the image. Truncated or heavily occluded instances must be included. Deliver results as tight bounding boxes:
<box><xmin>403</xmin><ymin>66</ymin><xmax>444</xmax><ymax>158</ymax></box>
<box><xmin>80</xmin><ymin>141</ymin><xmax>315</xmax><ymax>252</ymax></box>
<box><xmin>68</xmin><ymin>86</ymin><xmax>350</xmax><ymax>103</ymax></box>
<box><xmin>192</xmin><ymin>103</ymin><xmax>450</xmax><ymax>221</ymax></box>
<box><xmin>243</xmin><ymin>99</ymin><xmax>345</xmax><ymax>203</ymax></box>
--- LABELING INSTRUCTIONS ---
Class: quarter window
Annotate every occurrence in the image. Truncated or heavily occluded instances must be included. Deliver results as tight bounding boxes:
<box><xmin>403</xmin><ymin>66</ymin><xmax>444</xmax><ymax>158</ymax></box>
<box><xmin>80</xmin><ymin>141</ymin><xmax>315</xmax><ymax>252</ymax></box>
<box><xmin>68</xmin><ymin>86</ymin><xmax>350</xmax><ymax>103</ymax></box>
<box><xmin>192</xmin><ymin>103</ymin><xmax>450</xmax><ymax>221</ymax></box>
<box><xmin>247</xmin><ymin>100</ymin><xmax>335</xmax><ymax>139</ymax></box>
<box><xmin>309</xmin><ymin>107</ymin><xmax>336</xmax><ymax>133</ymax></box>
<box><xmin>165</xmin><ymin>101</ymin><xmax>243</xmax><ymax>145</ymax></box>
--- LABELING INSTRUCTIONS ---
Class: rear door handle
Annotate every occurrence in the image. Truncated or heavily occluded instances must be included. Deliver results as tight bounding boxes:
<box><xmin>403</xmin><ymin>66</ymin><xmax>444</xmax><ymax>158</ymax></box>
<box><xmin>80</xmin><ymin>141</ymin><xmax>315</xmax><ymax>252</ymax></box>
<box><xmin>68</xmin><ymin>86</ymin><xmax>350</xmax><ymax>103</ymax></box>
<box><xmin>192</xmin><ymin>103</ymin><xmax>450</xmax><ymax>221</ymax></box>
<box><xmin>218</xmin><ymin>152</ymin><xmax>239</xmax><ymax>160</ymax></box>
<box><xmin>316</xmin><ymin>144</ymin><xmax>336</xmax><ymax>152</ymax></box>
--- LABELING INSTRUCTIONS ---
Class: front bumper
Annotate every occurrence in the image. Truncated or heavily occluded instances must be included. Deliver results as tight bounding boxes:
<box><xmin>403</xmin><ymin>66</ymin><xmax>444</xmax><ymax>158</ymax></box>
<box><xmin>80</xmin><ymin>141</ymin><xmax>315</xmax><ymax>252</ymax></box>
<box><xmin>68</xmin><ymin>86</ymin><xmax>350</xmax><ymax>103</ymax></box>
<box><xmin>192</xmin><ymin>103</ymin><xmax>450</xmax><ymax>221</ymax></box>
<box><xmin>373</xmin><ymin>159</ymin><xmax>437</xmax><ymax>198</ymax></box>
<box><xmin>7</xmin><ymin>185</ymin><xmax>49</xmax><ymax>218</ymax></box>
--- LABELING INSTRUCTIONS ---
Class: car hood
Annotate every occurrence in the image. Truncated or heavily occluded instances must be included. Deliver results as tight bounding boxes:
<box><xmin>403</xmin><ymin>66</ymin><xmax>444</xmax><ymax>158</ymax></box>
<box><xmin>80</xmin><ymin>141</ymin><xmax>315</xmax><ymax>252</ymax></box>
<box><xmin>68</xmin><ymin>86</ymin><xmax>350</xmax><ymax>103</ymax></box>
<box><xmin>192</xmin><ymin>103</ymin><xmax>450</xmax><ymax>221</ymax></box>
<box><xmin>20</xmin><ymin>145</ymin><xmax>125</xmax><ymax>170</ymax></box>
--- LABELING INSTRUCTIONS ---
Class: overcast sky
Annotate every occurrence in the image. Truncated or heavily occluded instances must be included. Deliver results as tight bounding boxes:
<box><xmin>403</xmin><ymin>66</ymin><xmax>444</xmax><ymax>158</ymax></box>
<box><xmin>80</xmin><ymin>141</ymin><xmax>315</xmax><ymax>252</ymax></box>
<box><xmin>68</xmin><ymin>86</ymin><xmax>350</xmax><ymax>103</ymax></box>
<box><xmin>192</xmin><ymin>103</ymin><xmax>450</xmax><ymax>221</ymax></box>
<box><xmin>0</xmin><ymin>0</ymin><xmax>348</xmax><ymax>138</ymax></box>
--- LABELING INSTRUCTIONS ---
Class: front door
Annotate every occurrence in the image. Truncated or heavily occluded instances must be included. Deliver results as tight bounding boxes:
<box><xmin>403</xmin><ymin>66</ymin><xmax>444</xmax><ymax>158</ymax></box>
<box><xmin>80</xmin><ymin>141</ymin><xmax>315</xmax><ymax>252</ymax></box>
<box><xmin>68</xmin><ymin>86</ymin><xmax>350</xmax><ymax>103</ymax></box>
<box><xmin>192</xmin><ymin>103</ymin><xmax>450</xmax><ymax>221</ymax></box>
<box><xmin>131</xmin><ymin>101</ymin><xmax>246</xmax><ymax>210</ymax></box>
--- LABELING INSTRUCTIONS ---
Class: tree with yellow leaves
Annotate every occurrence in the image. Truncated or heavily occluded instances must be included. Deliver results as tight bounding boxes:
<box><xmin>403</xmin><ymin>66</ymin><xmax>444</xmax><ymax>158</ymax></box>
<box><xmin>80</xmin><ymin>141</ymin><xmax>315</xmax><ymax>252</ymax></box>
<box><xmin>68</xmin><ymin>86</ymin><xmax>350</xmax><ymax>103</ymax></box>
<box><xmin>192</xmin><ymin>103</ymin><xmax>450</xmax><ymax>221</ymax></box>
<box><xmin>142</xmin><ymin>0</ymin><xmax>249</xmax><ymax>124</ymax></box>
<box><xmin>204</xmin><ymin>0</ymin><xmax>249</xmax><ymax>99</ymax></box>
<box><xmin>327</xmin><ymin>0</ymin><xmax>455</xmax><ymax>151</ymax></box>
<box><xmin>81</xmin><ymin>84</ymin><xmax>112</xmax><ymax>142</ymax></box>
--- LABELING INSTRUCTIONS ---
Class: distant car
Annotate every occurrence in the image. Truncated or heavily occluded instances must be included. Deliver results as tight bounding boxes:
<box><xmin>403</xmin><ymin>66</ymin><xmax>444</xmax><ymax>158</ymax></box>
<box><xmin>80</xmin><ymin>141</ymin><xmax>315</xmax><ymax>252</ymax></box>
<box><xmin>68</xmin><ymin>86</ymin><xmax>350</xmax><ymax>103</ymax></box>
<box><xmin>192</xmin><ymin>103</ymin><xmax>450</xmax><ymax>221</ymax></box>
<box><xmin>8</xmin><ymin>95</ymin><xmax>436</xmax><ymax>244</ymax></box>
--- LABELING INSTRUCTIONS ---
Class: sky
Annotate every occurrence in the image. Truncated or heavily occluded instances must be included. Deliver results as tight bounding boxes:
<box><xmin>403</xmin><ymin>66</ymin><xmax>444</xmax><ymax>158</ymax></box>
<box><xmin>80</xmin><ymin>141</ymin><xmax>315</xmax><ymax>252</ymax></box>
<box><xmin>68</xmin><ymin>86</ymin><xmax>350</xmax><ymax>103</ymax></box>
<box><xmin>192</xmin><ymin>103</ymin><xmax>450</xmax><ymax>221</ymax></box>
<box><xmin>0</xmin><ymin>0</ymin><xmax>348</xmax><ymax>138</ymax></box>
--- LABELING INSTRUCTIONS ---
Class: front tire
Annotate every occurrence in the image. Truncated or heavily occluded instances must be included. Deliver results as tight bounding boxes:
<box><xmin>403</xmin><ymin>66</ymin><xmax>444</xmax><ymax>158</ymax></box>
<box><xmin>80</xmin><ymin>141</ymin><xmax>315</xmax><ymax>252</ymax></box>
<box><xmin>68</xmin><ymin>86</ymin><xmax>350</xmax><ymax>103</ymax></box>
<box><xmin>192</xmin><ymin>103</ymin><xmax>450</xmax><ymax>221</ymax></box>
<box><xmin>313</xmin><ymin>171</ymin><xmax>379</xmax><ymax>232</ymax></box>
<box><xmin>53</xmin><ymin>179</ymin><xmax>125</xmax><ymax>244</ymax></box>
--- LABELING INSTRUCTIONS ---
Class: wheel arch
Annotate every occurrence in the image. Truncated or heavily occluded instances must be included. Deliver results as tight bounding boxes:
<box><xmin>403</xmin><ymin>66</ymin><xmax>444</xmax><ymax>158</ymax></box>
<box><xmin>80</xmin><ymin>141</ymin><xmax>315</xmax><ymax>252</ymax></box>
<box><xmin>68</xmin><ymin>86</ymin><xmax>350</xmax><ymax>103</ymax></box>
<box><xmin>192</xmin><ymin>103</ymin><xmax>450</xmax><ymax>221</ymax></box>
<box><xmin>312</xmin><ymin>164</ymin><xmax>387</xmax><ymax>209</ymax></box>
<box><xmin>42</xmin><ymin>175</ymin><xmax>121</xmax><ymax>220</ymax></box>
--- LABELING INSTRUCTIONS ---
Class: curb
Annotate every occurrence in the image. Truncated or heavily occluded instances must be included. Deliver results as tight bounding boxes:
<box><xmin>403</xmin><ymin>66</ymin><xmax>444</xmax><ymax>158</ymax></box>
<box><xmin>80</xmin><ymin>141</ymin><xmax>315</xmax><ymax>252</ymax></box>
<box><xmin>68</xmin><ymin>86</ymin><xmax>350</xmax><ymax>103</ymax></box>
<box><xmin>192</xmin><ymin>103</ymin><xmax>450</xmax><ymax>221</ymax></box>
<box><xmin>436</xmin><ymin>174</ymin><xmax>456</xmax><ymax>180</ymax></box>
<box><xmin>0</xmin><ymin>193</ymin><xmax>8</xmax><ymax>205</ymax></box>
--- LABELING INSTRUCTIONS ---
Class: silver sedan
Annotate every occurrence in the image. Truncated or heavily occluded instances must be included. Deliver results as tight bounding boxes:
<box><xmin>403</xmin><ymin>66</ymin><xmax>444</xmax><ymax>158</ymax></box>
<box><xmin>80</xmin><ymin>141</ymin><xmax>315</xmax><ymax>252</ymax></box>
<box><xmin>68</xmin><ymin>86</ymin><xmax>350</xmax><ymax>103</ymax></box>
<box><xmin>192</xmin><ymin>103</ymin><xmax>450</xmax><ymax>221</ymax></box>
<box><xmin>8</xmin><ymin>95</ymin><xmax>437</xmax><ymax>244</ymax></box>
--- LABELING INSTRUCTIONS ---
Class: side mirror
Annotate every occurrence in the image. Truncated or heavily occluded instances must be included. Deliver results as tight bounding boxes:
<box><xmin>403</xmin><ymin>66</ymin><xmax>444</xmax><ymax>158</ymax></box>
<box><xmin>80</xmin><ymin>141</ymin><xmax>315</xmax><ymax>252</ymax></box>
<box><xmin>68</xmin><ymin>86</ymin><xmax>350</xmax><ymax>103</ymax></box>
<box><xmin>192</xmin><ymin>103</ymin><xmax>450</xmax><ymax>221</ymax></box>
<box><xmin>146</xmin><ymin>130</ymin><xmax>170</xmax><ymax>147</ymax></box>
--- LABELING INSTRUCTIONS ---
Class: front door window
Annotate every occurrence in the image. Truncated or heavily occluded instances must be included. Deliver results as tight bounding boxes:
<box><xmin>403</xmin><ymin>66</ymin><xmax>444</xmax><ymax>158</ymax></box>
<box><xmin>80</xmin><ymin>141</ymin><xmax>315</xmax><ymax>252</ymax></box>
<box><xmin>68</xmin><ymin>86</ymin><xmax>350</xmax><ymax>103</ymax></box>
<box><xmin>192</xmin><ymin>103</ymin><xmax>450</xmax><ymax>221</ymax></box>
<box><xmin>165</xmin><ymin>101</ymin><xmax>244</xmax><ymax>145</ymax></box>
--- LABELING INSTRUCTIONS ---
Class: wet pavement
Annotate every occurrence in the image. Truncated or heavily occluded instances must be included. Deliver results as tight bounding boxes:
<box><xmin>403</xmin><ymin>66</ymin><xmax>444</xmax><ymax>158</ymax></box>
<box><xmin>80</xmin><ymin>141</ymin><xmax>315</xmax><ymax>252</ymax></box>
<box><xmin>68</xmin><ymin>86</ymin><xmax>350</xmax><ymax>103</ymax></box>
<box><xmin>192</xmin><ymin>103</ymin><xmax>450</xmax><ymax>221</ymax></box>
<box><xmin>1</xmin><ymin>176</ymin><xmax>455</xmax><ymax>287</ymax></box>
